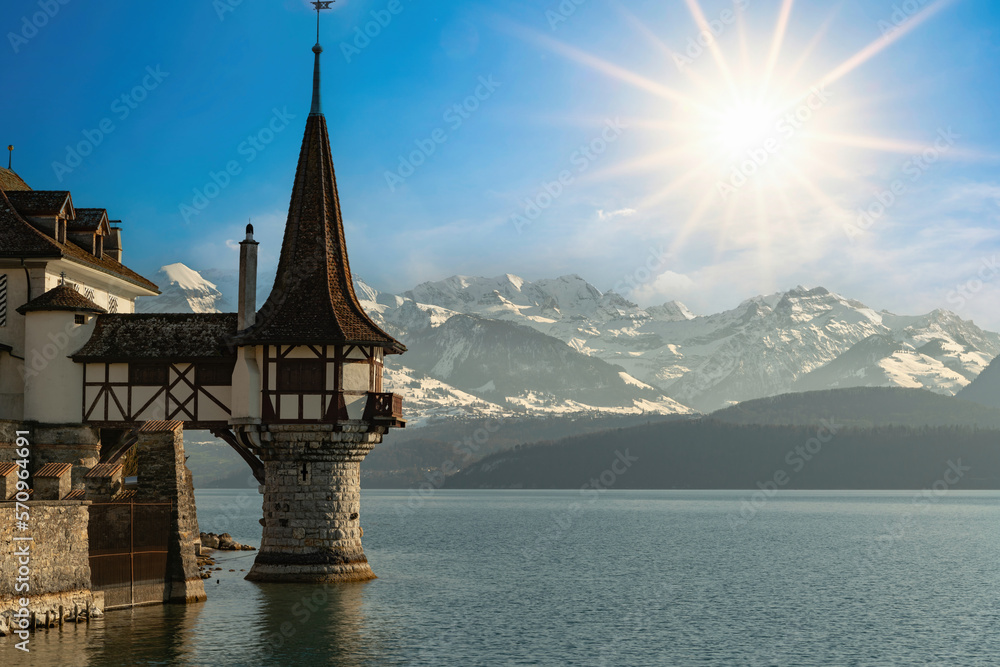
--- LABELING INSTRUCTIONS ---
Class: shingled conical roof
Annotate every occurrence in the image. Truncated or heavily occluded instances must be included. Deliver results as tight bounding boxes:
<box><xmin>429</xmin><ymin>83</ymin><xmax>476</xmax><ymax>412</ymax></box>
<box><xmin>16</xmin><ymin>283</ymin><xmax>106</xmax><ymax>315</ymax></box>
<box><xmin>239</xmin><ymin>42</ymin><xmax>403</xmax><ymax>353</ymax></box>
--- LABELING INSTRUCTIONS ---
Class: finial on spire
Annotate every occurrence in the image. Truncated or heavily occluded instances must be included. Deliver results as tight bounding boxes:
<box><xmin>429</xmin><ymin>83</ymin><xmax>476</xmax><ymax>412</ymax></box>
<box><xmin>7</xmin><ymin>145</ymin><xmax>11</xmax><ymax>170</ymax></box>
<box><xmin>310</xmin><ymin>1</ymin><xmax>334</xmax><ymax>116</ymax></box>
<box><xmin>60</xmin><ymin>271</ymin><xmax>66</xmax><ymax>286</ymax></box>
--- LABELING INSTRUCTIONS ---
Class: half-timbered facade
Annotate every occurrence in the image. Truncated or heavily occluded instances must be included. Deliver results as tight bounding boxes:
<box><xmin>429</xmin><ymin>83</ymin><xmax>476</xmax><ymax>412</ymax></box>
<box><xmin>73</xmin><ymin>314</ymin><xmax>238</xmax><ymax>429</ymax></box>
<box><xmin>226</xmin><ymin>19</ymin><xmax>407</xmax><ymax>581</ymax></box>
<box><xmin>0</xmin><ymin>6</ymin><xmax>407</xmax><ymax>586</ymax></box>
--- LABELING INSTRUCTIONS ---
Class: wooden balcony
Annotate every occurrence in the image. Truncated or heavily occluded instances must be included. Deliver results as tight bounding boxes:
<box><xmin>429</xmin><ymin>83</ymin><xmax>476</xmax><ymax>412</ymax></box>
<box><xmin>364</xmin><ymin>392</ymin><xmax>405</xmax><ymax>427</ymax></box>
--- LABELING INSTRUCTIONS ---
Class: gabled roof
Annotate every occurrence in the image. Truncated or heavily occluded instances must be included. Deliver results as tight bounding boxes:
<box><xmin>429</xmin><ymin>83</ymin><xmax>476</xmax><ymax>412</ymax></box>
<box><xmin>0</xmin><ymin>190</ymin><xmax>65</xmax><ymax>257</ymax></box>
<box><xmin>0</xmin><ymin>190</ymin><xmax>158</xmax><ymax>293</ymax></box>
<box><xmin>0</xmin><ymin>167</ymin><xmax>30</xmax><ymax>191</ymax></box>
<box><xmin>85</xmin><ymin>463</ymin><xmax>123</xmax><ymax>478</ymax></box>
<box><xmin>6</xmin><ymin>190</ymin><xmax>73</xmax><ymax>218</ymax></box>
<box><xmin>237</xmin><ymin>44</ymin><xmax>404</xmax><ymax>353</ymax></box>
<box><xmin>16</xmin><ymin>283</ymin><xmax>107</xmax><ymax>315</ymax></box>
<box><xmin>35</xmin><ymin>462</ymin><xmax>73</xmax><ymax>478</ymax></box>
<box><xmin>73</xmin><ymin>313</ymin><xmax>239</xmax><ymax>361</ymax></box>
<box><xmin>70</xmin><ymin>208</ymin><xmax>111</xmax><ymax>234</ymax></box>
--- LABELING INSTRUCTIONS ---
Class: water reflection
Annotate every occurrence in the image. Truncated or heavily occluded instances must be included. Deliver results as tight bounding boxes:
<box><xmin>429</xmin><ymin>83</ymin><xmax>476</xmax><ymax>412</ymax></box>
<box><xmin>251</xmin><ymin>582</ymin><xmax>381</xmax><ymax>667</ymax></box>
<box><xmin>2</xmin><ymin>601</ymin><xmax>204</xmax><ymax>667</ymax></box>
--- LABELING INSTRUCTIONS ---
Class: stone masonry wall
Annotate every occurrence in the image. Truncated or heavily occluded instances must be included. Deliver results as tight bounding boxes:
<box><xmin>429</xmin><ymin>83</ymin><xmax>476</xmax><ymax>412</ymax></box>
<box><xmin>246</xmin><ymin>424</ymin><xmax>385</xmax><ymax>583</ymax></box>
<box><xmin>136</xmin><ymin>422</ymin><xmax>206</xmax><ymax>604</ymax></box>
<box><xmin>0</xmin><ymin>500</ymin><xmax>102</xmax><ymax>636</ymax></box>
<box><xmin>32</xmin><ymin>425</ymin><xmax>101</xmax><ymax>491</ymax></box>
<box><xmin>0</xmin><ymin>421</ymin><xmax>100</xmax><ymax>491</ymax></box>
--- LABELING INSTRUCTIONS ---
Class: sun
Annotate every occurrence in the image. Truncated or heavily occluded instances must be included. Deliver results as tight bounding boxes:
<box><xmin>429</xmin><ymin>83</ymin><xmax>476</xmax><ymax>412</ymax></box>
<box><xmin>517</xmin><ymin>0</ymin><xmax>963</xmax><ymax>260</ymax></box>
<box><xmin>711</xmin><ymin>101</ymin><xmax>780</xmax><ymax>157</ymax></box>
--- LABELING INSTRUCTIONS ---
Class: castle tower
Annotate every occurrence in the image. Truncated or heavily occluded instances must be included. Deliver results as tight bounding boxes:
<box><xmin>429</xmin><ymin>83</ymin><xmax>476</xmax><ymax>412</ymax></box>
<box><xmin>233</xmin><ymin>6</ymin><xmax>406</xmax><ymax>583</ymax></box>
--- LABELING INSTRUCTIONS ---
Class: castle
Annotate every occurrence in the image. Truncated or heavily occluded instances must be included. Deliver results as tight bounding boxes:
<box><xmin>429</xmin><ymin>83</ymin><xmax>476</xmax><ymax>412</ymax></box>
<box><xmin>0</xmin><ymin>10</ymin><xmax>405</xmax><ymax>633</ymax></box>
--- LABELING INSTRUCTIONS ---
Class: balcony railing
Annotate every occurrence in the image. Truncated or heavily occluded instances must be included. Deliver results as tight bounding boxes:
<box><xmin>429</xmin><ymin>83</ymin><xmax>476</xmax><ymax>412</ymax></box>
<box><xmin>364</xmin><ymin>392</ymin><xmax>404</xmax><ymax>424</ymax></box>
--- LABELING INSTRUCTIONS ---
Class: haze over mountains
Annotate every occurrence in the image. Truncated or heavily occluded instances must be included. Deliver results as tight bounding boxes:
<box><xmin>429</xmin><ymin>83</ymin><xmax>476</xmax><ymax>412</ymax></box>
<box><xmin>137</xmin><ymin>264</ymin><xmax>1000</xmax><ymax>422</ymax></box>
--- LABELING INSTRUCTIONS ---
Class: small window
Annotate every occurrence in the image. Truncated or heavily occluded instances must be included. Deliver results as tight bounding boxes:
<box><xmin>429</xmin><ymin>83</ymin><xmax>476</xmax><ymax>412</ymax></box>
<box><xmin>196</xmin><ymin>362</ymin><xmax>235</xmax><ymax>386</ymax></box>
<box><xmin>130</xmin><ymin>363</ymin><xmax>168</xmax><ymax>386</ymax></box>
<box><xmin>108</xmin><ymin>295</ymin><xmax>119</xmax><ymax>314</ymax></box>
<box><xmin>277</xmin><ymin>360</ymin><xmax>324</xmax><ymax>392</ymax></box>
<box><xmin>75</xmin><ymin>314</ymin><xmax>87</xmax><ymax>325</ymax></box>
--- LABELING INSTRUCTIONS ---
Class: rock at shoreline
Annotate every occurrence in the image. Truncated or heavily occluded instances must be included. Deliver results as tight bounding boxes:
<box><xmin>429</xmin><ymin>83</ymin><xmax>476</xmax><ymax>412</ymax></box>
<box><xmin>200</xmin><ymin>531</ymin><xmax>256</xmax><ymax>552</ymax></box>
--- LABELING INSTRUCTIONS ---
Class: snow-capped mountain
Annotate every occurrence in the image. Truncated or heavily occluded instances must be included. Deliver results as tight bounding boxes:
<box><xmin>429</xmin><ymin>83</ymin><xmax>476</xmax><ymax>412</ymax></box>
<box><xmin>137</xmin><ymin>263</ymin><xmax>230</xmax><ymax>314</ymax></box>
<box><xmin>363</xmin><ymin>278</ymin><xmax>1000</xmax><ymax>413</ymax></box>
<box><xmin>135</xmin><ymin>265</ymin><xmax>1000</xmax><ymax>420</ymax></box>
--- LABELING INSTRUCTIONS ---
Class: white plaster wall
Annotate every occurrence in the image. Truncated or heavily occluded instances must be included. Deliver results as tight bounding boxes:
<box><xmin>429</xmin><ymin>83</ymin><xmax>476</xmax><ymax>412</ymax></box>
<box><xmin>230</xmin><ymin>345</ymin><xmax>261</xmax><ymax>421</ymax></box>
<box><xmin>132</xmin><ymin>385</ymin><xmax>164</xmax><ymax>420</ymax></box>
<box><xmin>44</xmin><ymin>265</ymin><xmax>142</xmax><ymax>314</ymax></box>
<box><xmin>303</xmin><ymin>394</ymin><xmax>322</xmax><ymax>419</ymax></box>
<box><xmin>23</xmin><ymin>311</ymin><xmax>94</xmax><ymax>423</ymax></box>
<box><xmin>199</xmin><ymin>385</ymin><xmax>233</xmax><ymax>422</ymax></box>
<box><xmin>342</xmin><ymin>363</ymin><xmax>369</xmax><ymax>392</ymax></box>
<box><xmin>279</xmin><ymin>397</ymin><xmax>297</xmax><ymax>420</ymax></box>
<box><xmin>344</xmin><ymin>394</ymin><xmax>366</xmax><ymax>420</ymax></box>
<box><xmin>0</xmin><ymin>354</ymin><xmax>25</xmax><ymax>420</ymax></box>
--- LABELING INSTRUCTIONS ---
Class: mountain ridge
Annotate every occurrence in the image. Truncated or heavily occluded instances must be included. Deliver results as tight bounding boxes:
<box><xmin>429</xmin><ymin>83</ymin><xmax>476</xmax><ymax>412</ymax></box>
<box><xmin>136</xmin><ymin>263</ymin><xmax>1000</xmax><ymax>422</ymax></box>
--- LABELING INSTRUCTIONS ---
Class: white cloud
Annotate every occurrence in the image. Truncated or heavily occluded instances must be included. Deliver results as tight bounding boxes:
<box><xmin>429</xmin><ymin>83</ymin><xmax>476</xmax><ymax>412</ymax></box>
<box><xmin>630</xmin><ymin>270</ymin><xmax>696</xmax><ymax>304</ymax></box>
<box><xmin>597</xmin><ymin>207</ymin><xmax>637</xmax><ymax>221</ymax></box>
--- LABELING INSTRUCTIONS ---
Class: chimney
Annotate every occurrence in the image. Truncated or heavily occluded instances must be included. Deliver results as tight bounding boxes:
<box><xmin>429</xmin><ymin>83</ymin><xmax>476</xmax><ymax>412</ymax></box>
<box><xmin>107</xmin><ymin>224</ymin><xmax>124</xmax><ymax>262</ymax></box>
<box><xmin>238</xmin><ymin>223</ymin><xmax>259</xmax><ymax>331</ymax></box>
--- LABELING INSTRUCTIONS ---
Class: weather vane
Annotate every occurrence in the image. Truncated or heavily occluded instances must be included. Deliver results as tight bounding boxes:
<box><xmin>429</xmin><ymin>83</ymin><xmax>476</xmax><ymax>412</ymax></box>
<box><xmin>311</xmin><ymin>1</ymin><xmax>334</xmax><ymax>43</ymax></box>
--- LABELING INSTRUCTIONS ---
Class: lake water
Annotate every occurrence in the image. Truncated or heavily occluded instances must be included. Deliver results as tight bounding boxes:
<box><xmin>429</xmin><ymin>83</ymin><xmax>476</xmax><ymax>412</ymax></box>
<box><xmin>7</xmin><ymin>489</ymin><xmax>1000</xmax><ymax>666</ymax></box>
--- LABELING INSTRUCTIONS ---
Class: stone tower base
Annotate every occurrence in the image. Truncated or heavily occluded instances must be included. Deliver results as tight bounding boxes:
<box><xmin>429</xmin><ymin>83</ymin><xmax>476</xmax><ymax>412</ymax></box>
<box><xmin>245</xmin><ymin>425</ymin><xmax>383</xmax><ymax>583</ymax></box>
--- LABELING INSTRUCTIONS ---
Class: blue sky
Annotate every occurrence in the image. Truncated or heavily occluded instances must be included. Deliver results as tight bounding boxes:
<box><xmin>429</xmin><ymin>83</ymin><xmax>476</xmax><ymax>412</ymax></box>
<box><xmin>3</xmin><ymin>0</ymin><xmax>1000</xmax><ymax>327</ymax></box>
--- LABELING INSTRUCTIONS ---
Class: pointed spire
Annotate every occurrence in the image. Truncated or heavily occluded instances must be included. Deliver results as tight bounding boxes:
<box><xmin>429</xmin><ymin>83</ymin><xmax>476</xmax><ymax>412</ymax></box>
<box><xmin>310</xmin><ymin>43</ymin><xmax>323</xmax><ymax>116</ymax></box>
<box><xmin>309</xmin><ymin>1</ymin><xmax>333</xmax><ymax>116</ymax></box>
<box><xmin>237</xmin><ymin>5</ymin><xmax>402</xmax><ymax>353</ymax></box>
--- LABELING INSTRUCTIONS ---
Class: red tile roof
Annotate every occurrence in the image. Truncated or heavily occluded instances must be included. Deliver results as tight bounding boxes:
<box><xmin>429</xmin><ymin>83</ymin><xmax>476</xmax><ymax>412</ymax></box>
<box><xmin>35</xmin><ymin>462</ymin><xmax>73</xmax><ymax>478</ymax></box>
<box><xmin>139</xmin><ymin>420</ymin><xmax>184</xmax><ymax>433</ymax></box>
<box><xmin>85</xmin><ymin>463</ymin><xmax>123</xmax><ymax>478</ymax></box>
